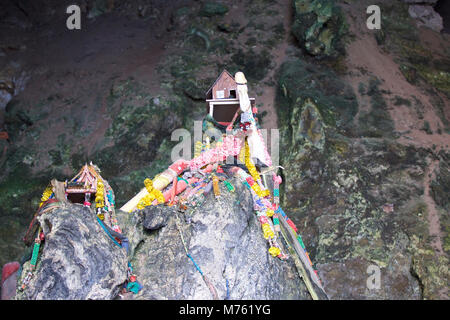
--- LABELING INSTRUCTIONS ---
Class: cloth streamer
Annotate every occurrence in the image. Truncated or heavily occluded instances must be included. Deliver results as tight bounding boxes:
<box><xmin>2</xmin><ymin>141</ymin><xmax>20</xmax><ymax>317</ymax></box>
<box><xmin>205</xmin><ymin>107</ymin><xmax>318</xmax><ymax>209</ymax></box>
<box><xmin>189</xmin><ymin>135</ymin><xmax>243</xmax><ymax>171</ymax></box>
<box><xmin>156</xmin><ymin>177</ymin><xmax>199</xmax><ymax>205</ymax></box>
<box><xmin>236</xmin><ymin>80</ymin><xmax>272</xmax><ymax>167</ymax></box>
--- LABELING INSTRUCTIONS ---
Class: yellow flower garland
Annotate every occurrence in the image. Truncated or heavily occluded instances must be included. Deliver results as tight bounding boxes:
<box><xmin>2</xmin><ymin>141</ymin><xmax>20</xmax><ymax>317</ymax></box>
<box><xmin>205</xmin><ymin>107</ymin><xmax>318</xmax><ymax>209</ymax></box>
<box><xmin>95</xmin><ymin>180</ymin><xmax>105</xmax><ymax>208</ymax></box>
<box><xmin>261</xmin><ymin>223</ymin><xmax>274</xmax><ymax>239</ymax></box>
<box><xmin>244</xmin><ymin>138</ymin><xmax>271</xmax><ymax>199</ymax></box>
<box><xmin>268</xmin><ymin>246</ymin><xmax>281</xmax><ymax>257</ymax></box>
<box><xmin>145</xmin><ymin>178</ymin><xmax>165</xmax><ymax>203</ymax></box>
<box><xmin>137</xmin><ymin>194</ymin><xmax>156</xmax><ymax>210</ymax></box>
<box><xmin>244</xmin><ymin>139</ymin><xmax>260</xmax><ymax>182</ymax></box>
<box><xmin>194</xmin><ymin>140</ymin><xmax>203</xmax><ymax>158</ymax></box>
<box><xmin>39</xmin><ymin>186</ymin><xmax>53</xmax><ymax>207</ymax></box>
<box><xmin>137</xmin><ymin>178</ymin><xmax>165</xmax><ymax>210</ymax></box>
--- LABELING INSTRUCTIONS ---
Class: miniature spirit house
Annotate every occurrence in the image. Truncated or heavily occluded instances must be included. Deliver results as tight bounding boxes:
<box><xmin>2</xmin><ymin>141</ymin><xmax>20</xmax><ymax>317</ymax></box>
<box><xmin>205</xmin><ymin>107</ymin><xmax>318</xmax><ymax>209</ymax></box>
<box><xmin>65</xmin><ymin>164</ymin><xmax>99</xmax><ymax>205</ymax></box>
<box><xmin>206</xmin><ymin>70</ymin><xmax>255</xmax><ymax>126</ymax></box>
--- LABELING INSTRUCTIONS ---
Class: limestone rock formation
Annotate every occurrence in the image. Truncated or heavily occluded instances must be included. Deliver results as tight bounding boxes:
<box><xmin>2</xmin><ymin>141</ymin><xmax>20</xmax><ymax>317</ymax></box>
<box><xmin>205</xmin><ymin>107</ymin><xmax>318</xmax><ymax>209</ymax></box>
<box><xmin>12</xmin><ymin>177</ymin><xmax>310</xmax><ymax>300</ymax></box>
<box><xmin>276</xmin><ymin>56</ymin><xmax>449</xmax><ymax>300</ymax></box>
<box><xmin>118</xmin><ymin>176</ymin><xmax>310</xmax><ymax>300</ymax></box>
<box><xmin>15</xmin><ymin>203</ymin><xmax>128</xmax><ymax>300</ymax></box>
<box><xmin>408</xmin><ymin>5</ymin><xmax>443</xmax><ymax>32</ymax></box>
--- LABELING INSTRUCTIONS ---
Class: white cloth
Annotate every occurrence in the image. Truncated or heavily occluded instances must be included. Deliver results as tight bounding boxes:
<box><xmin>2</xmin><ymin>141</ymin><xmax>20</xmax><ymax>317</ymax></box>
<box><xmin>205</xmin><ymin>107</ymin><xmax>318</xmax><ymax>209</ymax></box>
<box><xmin>240</xmin><ymin>111</ymin><xmax>253</xmax><ymax>124</ymax></box>
<box><xmin>247</xmin><ymin>127</ymin><xmax>271</xmax><ymax>167</ymax></box>
<box><xmin>237</xmin><ymin>84</ymin><xmax>271</xmax><ymax>167</ymax></box>
<box><xmin>237</xmin><ymin>84</ymin><xmax>251</xmax><ymax>113</ymax></box>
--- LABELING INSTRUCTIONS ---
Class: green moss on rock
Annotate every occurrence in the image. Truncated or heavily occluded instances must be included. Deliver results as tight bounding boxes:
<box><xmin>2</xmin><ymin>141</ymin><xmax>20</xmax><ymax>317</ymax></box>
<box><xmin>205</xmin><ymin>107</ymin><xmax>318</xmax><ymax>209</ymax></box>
<box><xmin>292</xmin><ymin>0</ymin><xmax>347</xmax><ymax>59</ymax></box>
<box><xmin>378</xmin><ymin>1</ymin><xmax>450</xmax><ymax>96</ymax></box>
<box><xmin>199</xmin><ymin>2</ymin><xmax>229</xmax><ymax>17</ymax></box>
<box><xmin>277</xmin><ymin>59</ymin><xmax>358</xmax><ymax>134</ymax></box>
<box><xmin>357</xmin><ymin>78</ymin><xmax>395</xmax><ymax>138</ymax></box>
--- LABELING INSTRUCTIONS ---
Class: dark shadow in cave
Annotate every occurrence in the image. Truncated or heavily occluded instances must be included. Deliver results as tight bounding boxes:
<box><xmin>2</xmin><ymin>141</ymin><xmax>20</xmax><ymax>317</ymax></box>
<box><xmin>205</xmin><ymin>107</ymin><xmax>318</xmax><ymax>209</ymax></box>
<box><xmin>435</xmin><ymin>0</ymin><xmax>450</xmax><ymax>33</ymax></box>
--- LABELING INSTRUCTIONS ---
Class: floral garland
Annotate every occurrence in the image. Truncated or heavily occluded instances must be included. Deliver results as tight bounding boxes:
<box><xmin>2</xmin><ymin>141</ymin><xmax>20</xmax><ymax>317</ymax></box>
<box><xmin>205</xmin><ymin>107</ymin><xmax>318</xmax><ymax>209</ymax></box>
<box><xmin>244</xmin><ymin>139</ymin><xmax>270</xmax><ymax>198</ymax></box>
<box><xmin>95</xmin><ymin>179</ymin><xmax>105</xmax><ymax>209</ymax></box>
<box><xmin>136</xmin><ymin>178</ymin><xmax>165</xmax><ymax>210</ymax></box>
<box><xmin>234</xmin><ymin>167</ymin><xmax>286</xmax><ymax>259</ymax></box>
<box><xmin>194</xmin><ymin>140</ymin><xmax>203</xmax><ymax>159</ymax></box>
<box><xmin>39</xmin><ymin>185</ymin><xmax>53</xmax><ymax>208</ymax></box>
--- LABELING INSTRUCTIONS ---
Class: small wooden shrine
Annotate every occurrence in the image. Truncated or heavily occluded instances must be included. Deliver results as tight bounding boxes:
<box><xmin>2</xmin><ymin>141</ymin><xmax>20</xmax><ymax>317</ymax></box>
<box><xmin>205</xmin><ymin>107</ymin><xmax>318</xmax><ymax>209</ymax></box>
<box><xmin>65</xmin><ymin>163</ymin><xmax>99</xmax><ymax>205</ymax></box>
<box><xmin>205</xmin><ymin>70</ymin><xmax>255</xmax><ymax>126</ymax></box>
<box><xmin>64</xmin><ymin>162</ymin><xmax>115</xmax><ymax>215</ymax></box>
